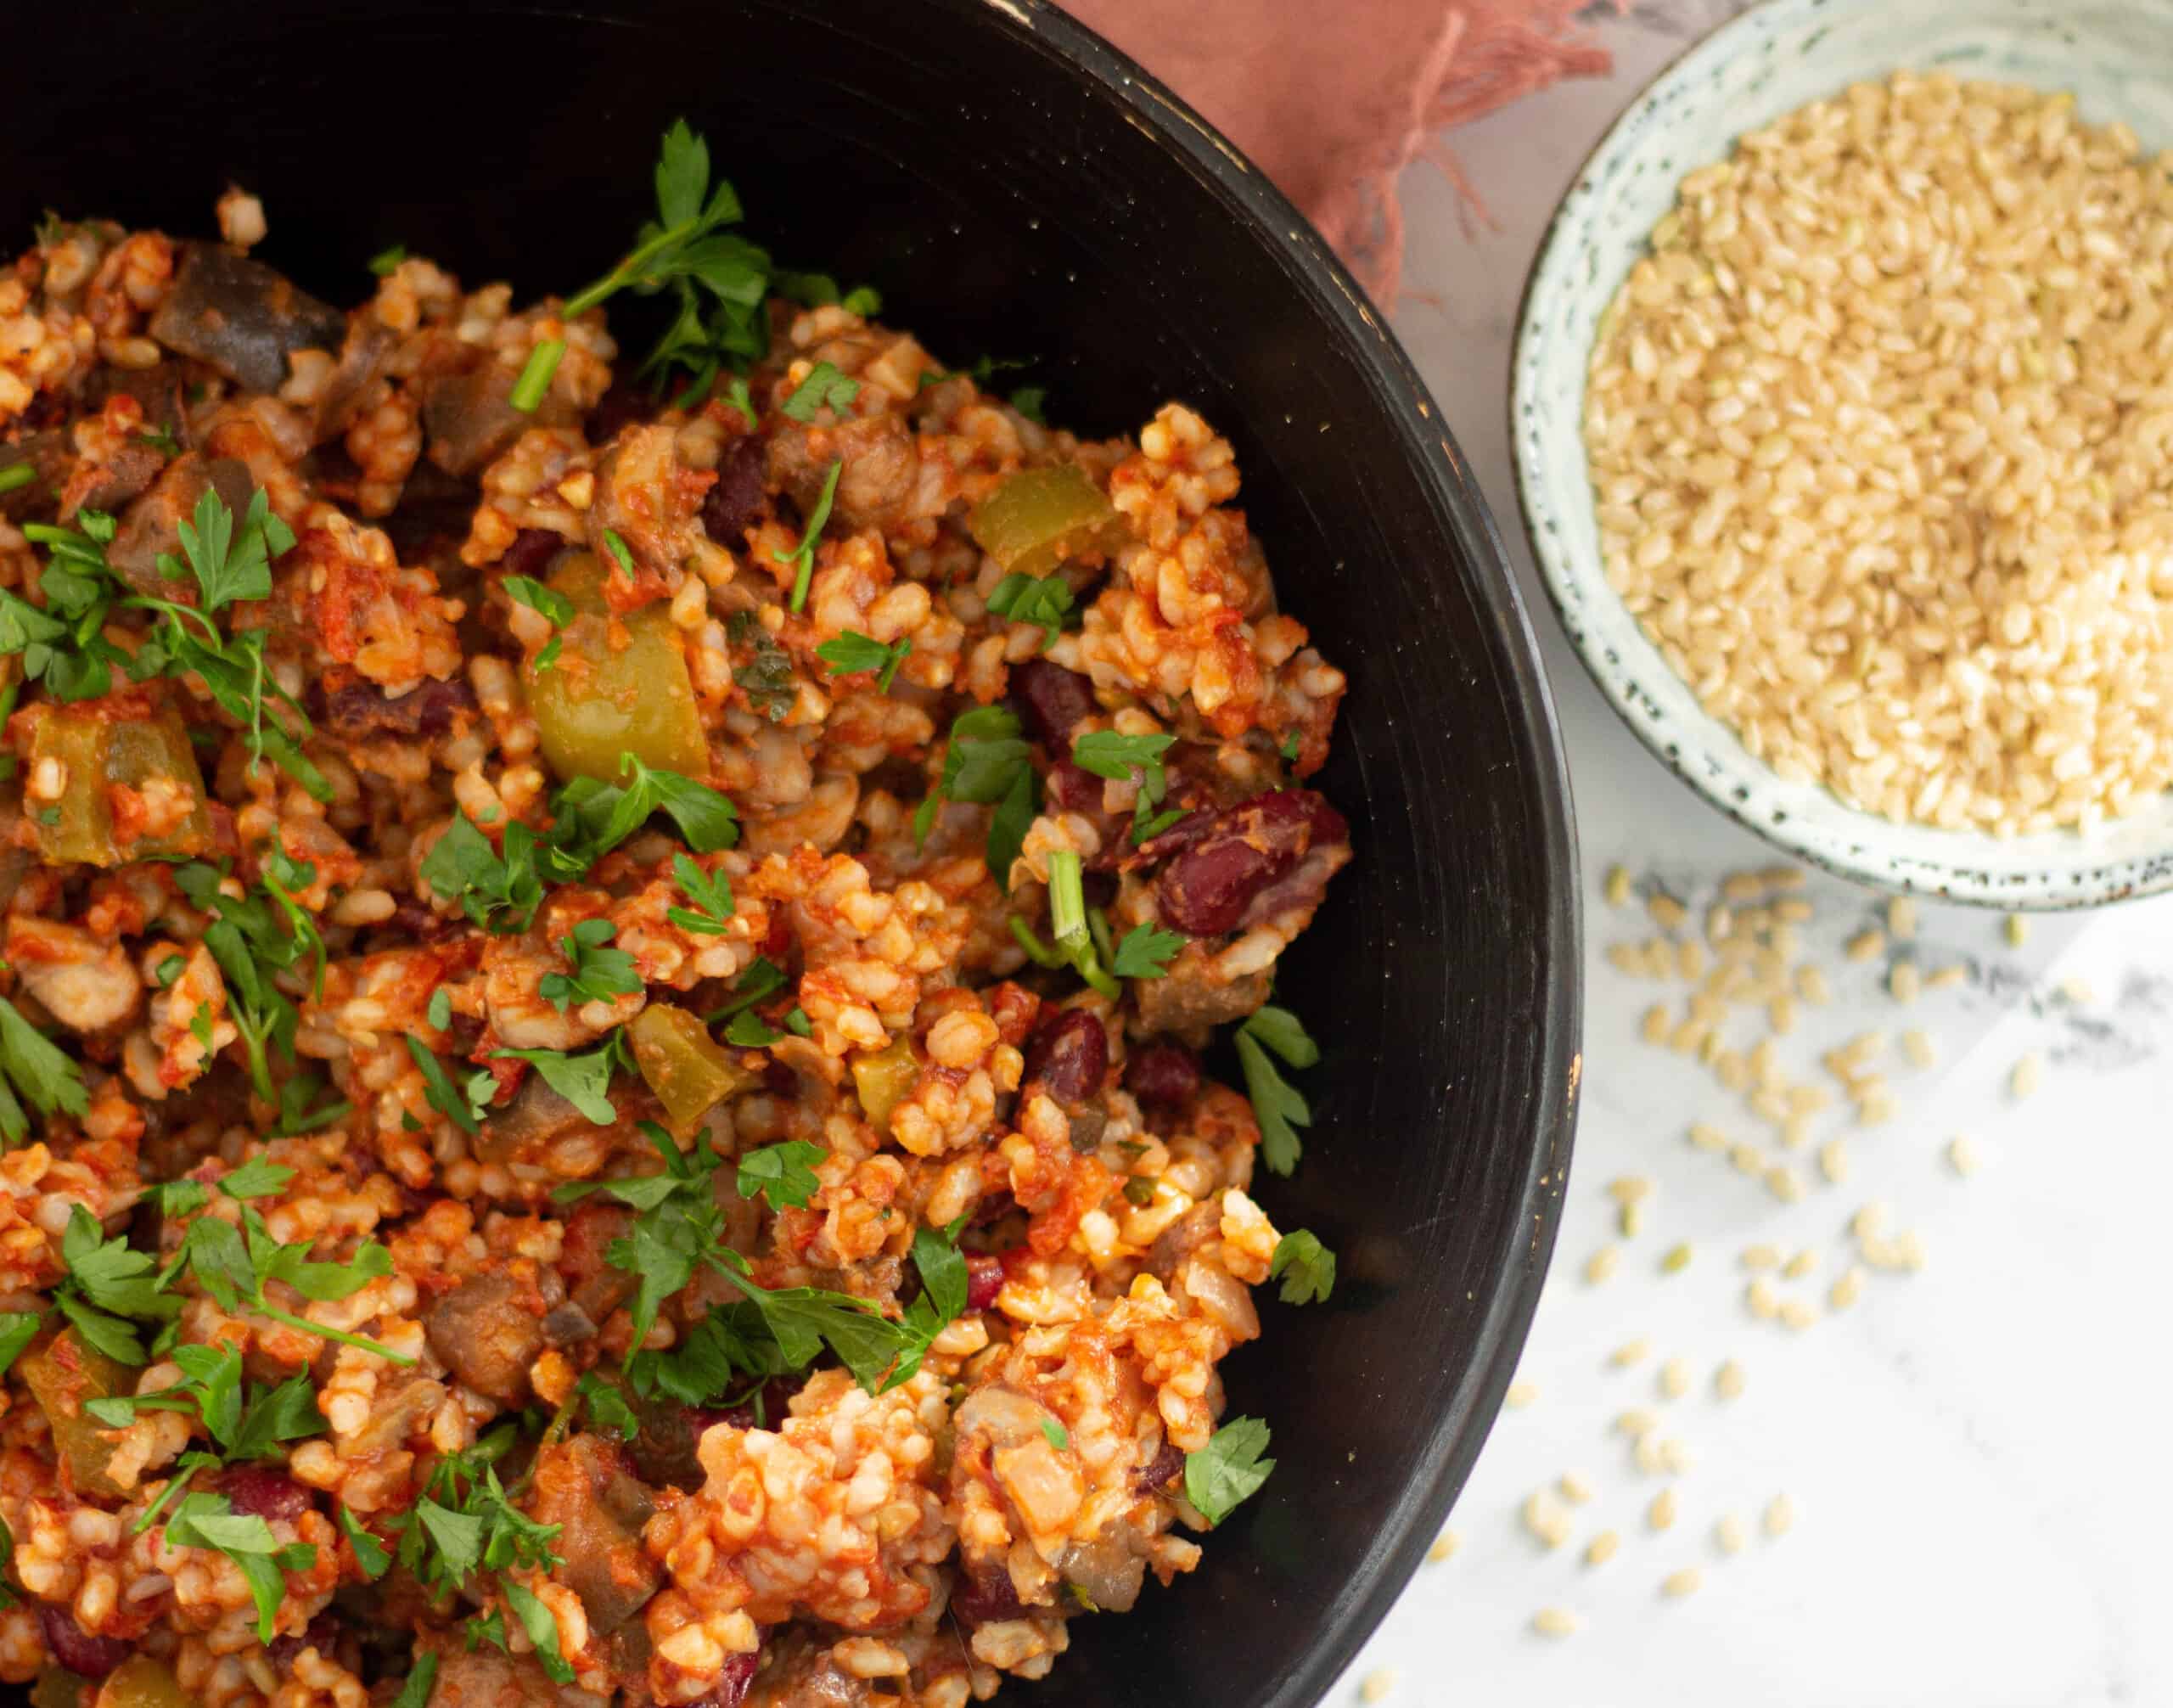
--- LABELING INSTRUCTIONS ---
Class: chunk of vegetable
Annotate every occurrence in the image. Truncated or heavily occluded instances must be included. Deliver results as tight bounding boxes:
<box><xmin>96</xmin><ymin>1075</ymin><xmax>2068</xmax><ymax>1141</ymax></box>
<box><xmin>93</xmin><ymin>1658</ymin><xmax>192</xmax><ymax>1708</ymax></box>
<box><xmin>521</xmin><ymin>552</ymin><xmax>707</xmax><ymax>783</ymax></box>
<box><xmin>20</xmin><ymin>1330</ymin><xmax>132</xmax><ymax>1498</ymax></box>
<box><xmin>628</xmin><ymin>1004</ymin><xmax>757</xmax><ymax>1137</ymax></box>
<box><xmin>850</xmin><ymin>1037</ymin><xmax>920</xmax><ymax>1135</ymax></box>
<box><xmin>25</xmin><ymin>702</ymin><xmax>211</xmax><ymax>868</ymax></box>
<box><xmin>31</xmin><ymin>1670</ymin><xmax>93</xmax><ymax>1708</ymax></box>
<box><xmin>966</xmin><ymin>464</ymin><xmax>1125</xmax><ymax>579</ymax></box>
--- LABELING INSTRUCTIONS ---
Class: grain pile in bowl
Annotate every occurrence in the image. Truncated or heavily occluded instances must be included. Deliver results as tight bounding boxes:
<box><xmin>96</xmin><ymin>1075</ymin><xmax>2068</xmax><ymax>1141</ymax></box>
<box><xmin>1584</xmin><ymin>70</ymin><xmax>2173</xmax><ymax>837</ymax></box>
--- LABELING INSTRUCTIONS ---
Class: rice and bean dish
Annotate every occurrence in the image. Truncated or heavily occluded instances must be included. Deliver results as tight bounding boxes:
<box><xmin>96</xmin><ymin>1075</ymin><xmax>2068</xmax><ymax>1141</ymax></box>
<box><xmin>0</xmin><ymin>123</ymin><xmax>1353</xmax><ymax>1708</ymax></box>
<box><xmin>1586</xmin><ymin>71</ymin><xmax>2173</xmax><ymax>838</ymax></box>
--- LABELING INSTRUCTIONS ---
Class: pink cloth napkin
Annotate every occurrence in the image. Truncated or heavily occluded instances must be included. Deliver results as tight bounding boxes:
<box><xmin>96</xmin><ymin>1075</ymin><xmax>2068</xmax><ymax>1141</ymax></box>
<box><xmin>1062</xmin><ymin>0</ymin><xmax>1616</xmax><ymax>301</ymax></box>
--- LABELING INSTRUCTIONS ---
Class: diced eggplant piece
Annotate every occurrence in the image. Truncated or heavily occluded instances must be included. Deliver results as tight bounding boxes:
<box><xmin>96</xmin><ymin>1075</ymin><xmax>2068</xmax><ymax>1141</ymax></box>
<box><xmin>423</xmin><ymin>1272</ymin><xmax>547</xmax><ymax>1407</ymax></box>
<box><xmin>525</xmin><ymin>1434</ymin><xmax>662</xmax><ymax>1636</ymax></box>
<box><xmin>148</xmin><ymin>243</ymin><xmax>345</xmax><ymax>393</ymax></box>
<box><xmin>108</xmin><ymin>455</ymin><xmax>255</xmax><ymax>595</ymax></box>
<box><xmin>473</xmin><ymin>1069</ymin><xmax>592</xmax><ymax>1166</ymax></box>
<box><xmin>422</xmin><ymin>357</ymin><xmax>573</xmax><ymax>478</ymax></box>
<box><xmin>425</xmin><ymin>1646</ymin><xmax>563</xmax><ymax>1708</ymax></box>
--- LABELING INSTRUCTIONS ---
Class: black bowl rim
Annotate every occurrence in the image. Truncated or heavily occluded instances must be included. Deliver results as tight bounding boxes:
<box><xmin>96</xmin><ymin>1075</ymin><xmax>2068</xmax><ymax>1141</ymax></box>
<box><xmin>989</xmin><ymin>1</ymin><xmax>1584</xmax><ymax>1699</ymax></box>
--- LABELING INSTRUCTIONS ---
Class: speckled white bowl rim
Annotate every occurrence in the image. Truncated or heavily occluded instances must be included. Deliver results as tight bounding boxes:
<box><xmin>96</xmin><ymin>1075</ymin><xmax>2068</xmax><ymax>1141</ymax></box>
<box><xmin>1513</xmin><ymin>0</ymin><xmax>2173</xmax><ymax>908</ymax></box>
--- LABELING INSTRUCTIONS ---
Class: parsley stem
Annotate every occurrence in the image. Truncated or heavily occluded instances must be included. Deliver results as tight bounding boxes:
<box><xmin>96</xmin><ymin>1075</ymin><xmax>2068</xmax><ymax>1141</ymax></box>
<box><xmin>255</xmin><ymin>1302</ymin><xmax>415</xmax><ymax>1367</ymax></box>
<box><xmin>510</xmin><ymin>340</ymin><xmax>566</xmax><ymax>414</ymax></box>
<box><xmin>563</xmin><ymin>217</ymin><xmax>703</xmax><ymax>318</ymax></box>
<box><xmin>1047</xmin><ymin>851</ymin><xmax>1088</xmax><ymax>952</ymax></box>
<box><xmin>1008</xmin><ymin>916</ymin><xmax>1067</xmax><ymax>969</ymax></box>
<box><xmin>1086</xmin><ymin>905</ymin><xmax>1117</xmax><ymax>969</ymax></box>
<box><xmin>0</xmin><ymin>464</ymin><xmax>32</xmax><ymax>497</ymax></box>
<box><xmin>1069</xmin><ymin>941</ymin><xmax>1120</xmax><ymax>1001</ymax></box>
<box><xmin>132</xmin><ymin>1460</ymin><xmax>205</xmax><ymax>1535</ymax></box>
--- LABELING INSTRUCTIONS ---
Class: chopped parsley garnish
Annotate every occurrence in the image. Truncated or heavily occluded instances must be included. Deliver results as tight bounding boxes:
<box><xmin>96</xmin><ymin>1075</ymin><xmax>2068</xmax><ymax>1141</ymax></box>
<box><xmin>89</xmin><ymin>1342</ymin><xmax>325</xmax><ymax>1463</ymax></box>
<box><xmin>0</xmin><ymin>1312</ymin><xmax>38</xmax><ymax>1378</ymax></box>
<box><xmin>775</xmin><ymin>458</ymin><xmax>841</xmax><ymax>612</ymax></box>
<box><xmin>340</xmin><ymin>1503</ymin><xmax>390</xmax><ymax>1579</ymax></box>
<box><xmin>272</xmin><ymin>1070</ymin><xmax>351</xmax><ymax>1138</ymax></box>
<box><xmin>565</xmin><ymin>1122</ymin><xmax>963</xmax><ymax>1393</ymax></box>
<box><xmin>736</xmin><ymin>1139</ymin><xmax>826</xmax><ymax>1211</ymax></box>
<box><xmin>7</xmin><ymin>493</ymin><xmax>327</xmax><ymax>799</ymax></box>
<box><xmin>504</xmin><ymin>576</ymin><xmax>573</xmax><ymax>675</ymax></box>
<box><xmin>1184</xmin><ymin>1417</ymin><xmax>1274</xmax><ymax>1525</ymax></box>
<box><xmin>779</xmin><ymin>360</ymin><xmax>860</xmax><ymax>422</ymax></box>
<box><xmin>1234</xmin><ymin>1004</ymin><xmax>1318</xmax><ymax>1177</ymax></box>
<box><xmin>508</xmin><ymin>338</ymin><xmax>566</xmax><ymax>415</ymax></box>
<box><xmin>700</xmin><ymin>956</ymin><xmax>787</xmax><ymax>1025</ymax></box>
<box><xmin>387</xmin><ymin>1436</ymin><xmax>561</xmax><ymax>1593</ymax></box>
<box><xmin>913</xmin><ymin>704</ymin><xmax>1036</xmax><ymax>888</ymax></box>
<box><xmin>1008</xmin><ymin>386</ymin><xmax>1048</xmax><ymax>424</ymax></box>
<box><xmin>492</xmin><ymin>1042</ymin><xmax>623</xmax><ymax>1126</ymax></box>
<box><xmin>772</xmin><ymin>272</ymin><xmax>881</xmax><ymax>317</ymax></box>
<box><xmin>816</xmin><ymin>630</ymin><xmax>912</xmax><ymax>692</ymax></box>
<box><xmin>0</xmin><ymin>464</ymin><xmax>35</xmax><ymax>497</ymax></box>
<box><xmin>556</xmin><ymin>120</ymin><xmax>772</xmax><ymax>411</ymax></box>
<box><xmin>390</xmin><ymin>1654</ymin><xmax>438</xmax><ymax>1708</ymax></box>
<box><xmin>164</xmin><ymin>1491</ymin><xmax>318</xmax><ymax>1641</ymax></box>
<box><xmin>407</xmin><ymin>1037</ymin><xmax>492</xmax><ymax>1135</ymax></box>
<box><xmin>1278</xmin><ymin>732</ymin><xmax>1300</xmax><ymax>762</ymax></box>
<box><xmin>0</xmin><ymin>994</ymin><xmax>89</xmax><ymax>1144</ymax></box>
<box><xmin>1040</xmin><ymin>1417</ymin><xmax>1070</xmax><ymax>1450</ymax></box>
<box><xmin>985</xmin><ymin>570</ymin><xmax>1074</xmax><ymax>650</ymax></box>
<box><xmin>1073</xmin><ymin>729</ymin><xmax>1177</xmax><ymax>843</ymax></box>
<box><xmin>729</xmin><ymin>610</ymin><xmax>797</xmax><ymax>722</ymax></box>
<box><xmin>1111</xmin><ymin>921</ymin><xmax>1186</xmax><ymax>980</ymax></box>
<box><xmin>367</xmin><ymin>244</ymin><xmax>408</xmax><ymax>277</ymax></box>
<box><xmin>503</xmin><ymin>1581</ymin><xmax>575</xmax><ymax>1683</ymax></box>
<box><xmin>427</xmin><ymin>988</ymin><xmax>452</xmax><ymax>1031</ymax></box>
<box><xmin>668</xmin><ymin>852</ymin><xmax>734</xmax><ymax>936</ymax></box>
<box><xmin>1267</xmin><ymin>1229</ymin><xmax>1336</xmax><ymax>1305</ymax></box>
<box><xmin>539</xmin><ymin>918</ymin><xmax>641</xmax><ymax>1014</ymax></box>
<box><xmin>576</xmin><ymin>1371</ymin><xmax>641</xmax><ymax>1437</ymax></box>
<box><xmin>57</xmin><ymin>1205</ymin><xmax>178</xmax><ymax>1364</ymax></box>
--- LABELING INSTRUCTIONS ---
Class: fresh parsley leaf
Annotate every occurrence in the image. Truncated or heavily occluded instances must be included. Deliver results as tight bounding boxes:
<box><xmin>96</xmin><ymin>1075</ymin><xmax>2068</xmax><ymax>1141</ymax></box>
<box><xmin>503</xmin><ymin>1580</ymin><xmax>575</xmax><ymax>1683</ymax></box>
<box><xmin>1008</xmin><ymin>385</ymin><xmax>1048</xmax><ymax>424</ymax></box>
<box><xmin>1278</xmin><ymin>732</ymin><xmax>1300</xmax><ymax>762</ymax></box>
<box><xmin>407</xmin><ymin>1037</ymin><xmax>486</xmax><ymax>1134</ymax></box>
<box><xmin>735</xmin><ymin>1140</ymin><xmax>826</xmax><ymax>1211</ymax></box>
<box><xmin>774</xmin><ymin>459</ymin><xmax>841</xmax><ymax>612</ymax></box>
<box><xmin>1267</xmin><ymin>1229</ymin><xmax>1336</xmax><ymax>1306</ymax></box>
<box><xmin>492</xmin><ymin>1044</ymin><xmax>620</xmax><ymax>1126</ymax></box>
<box><xmin>985</xmin><ymin>570</ymin><xmax>1074</xmax><ymax>650</ymax></box>
<box><xmin>723</xmin><ymin>1010</ymin><xmax>781</xmax><ymax>1048</ymax></box>
<box><xmin>815</xmin><ymin>630</ymin><xmax>912</xmax><ymax>692</ymax></box>
<box><xmin>165</xmin><ymin>1491</ymin><xmax>318</xmax><ymax>1642</ymax></box>
<box><xmin>1235</xmin><ymin>1007</ymin><xmax>1317</xmax><ymax>1177</ymax></box>
<box><xmin>576</xmin><ymin>1372</ymin><xmax>641</xmax><ymax>1437</ymax></box>
<box><xmin>0</xmin><ymin>1312</ymin><xmax>39</xmax><ymax>1378</ymax></box>
<box><xmin>58</xmin><ymin>1204</ymin><xmax>178</xmax><ymax>1364</ymax></box>
<box><xmin>339</xmin><ymin>1503</ymin><xmax>390</xmax><ymax>1578</ymax></box>
<box><xmin>0</xmin><ymin>994</ymin><xmax>89</xmax><ymax>1143</ymax></box>
<box><xmin>779</xmin><ymin>361</ymin><xmax>860</xmax><ymax>422</ymax></box>
<box><xmin>914</xmin><ymin>705</ymin><xmax>1037</xmax><ymax>889</ymax></box>
<box><xmin>228</xmin><ymin>1370</ymin><xmax>328</xmax><ymax>1459</ymax></box>
<box><xmin>700</xmin><ymin>957</ymin><xmax>786</xmax><ymax>1025</ymax></box>
<box><xmin>600</xmin><ymin>528</ymin><xmax>636</xmax><ymax>581</ymax></box>
<box><xmin>421</xmin><ymin>812</ymin><xmax>546</xmax><ymax>935</ymax></box>
<box><xmin>272</xmin><ymin>1070</ymin><xmax>351</xmax><ymax>1138</ymax></box>
<box><xmin>504</xmin><ymin>574</ymin><xmax>574</xmax><ymax>628</ymax></box>
<box><xmin>367</xmin><ymin>244</ymin><xmax>408</xmax><ymax>277</ymax></box>
<box><xmin>784</xmin><ymin>1006</ymin><xmax>811</xmax><ymax>1037</ymax></box>
<box><xmin>428</xmin><ymin>988</ymin><xmax>452</xmax><ymax>1031</ymax></box>
<box><xmin>465</xmin><ymin>1611</ymin><xmax>508</xmax><ymax>1652</ymax></box>
<box><xmin>1111</xmin><ymin>922</ymin><xmax>1186</xmax><ymax>980</ymax></box>
<box><xmin>217</xmin><ymin>1157</ymin><xmax>295</xmax><ymax>1200</ymax></box>
<box><xmin>667</xmin><ymin>852</ymin><xmax>734</xmax><ymax>936</ymax></box>
<box><xmin>1040</xmin><ymin>1417</ymin><xmax>1070</xmax><ymax>1450</ymax></box>
<box><xmin>391</xmin><ymin>1654</ymin><xmax>438</xmax><ymax>1708</ymax></box>
<box><xmin>1073</xmin><ymin>729</ymin><xmax>1177</xmax><ymax>843</ymax></box>
<box><xmin>1183</xmin><ymin>1418</ymin><xmax>1274</xmax><ymax>1525</ymax></box>
<box><xmin>539</xmin><ymin>918</ymin><xmax>641</xmax><ymax>1014</ymax></box>
<box><xmin>160</xmin><ymin>486</ymin><xmax>294</xmax><ymax>612</ymax></box>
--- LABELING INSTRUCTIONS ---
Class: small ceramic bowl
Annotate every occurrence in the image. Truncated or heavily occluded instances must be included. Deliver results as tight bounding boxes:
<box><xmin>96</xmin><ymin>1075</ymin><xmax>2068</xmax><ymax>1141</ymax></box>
<box><xmin>1513</xmin><ymin>0</ymin><xmax>2173</xmax><ymax>907</ymax></box>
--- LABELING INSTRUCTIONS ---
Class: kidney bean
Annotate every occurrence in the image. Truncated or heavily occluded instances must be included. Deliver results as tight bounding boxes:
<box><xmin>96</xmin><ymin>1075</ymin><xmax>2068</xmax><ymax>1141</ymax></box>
<box><xmin>1009</xmin><ymin>659</ymin><xmax>1097</xmax><ymax>749</ymax></box>
<box><xmin>36</xmin><ymin>1604</ymin><xmax>131</xmax><ymax>1677</ymax></box>
<box><xmin>720</xmin><ymin>1374</ymin><xmax>804</xmax><ymax>1431</ymax></box>
<box><xmin>499</xmin><ymin>525</ymin><xmax>564</xmax><ymax>583</ymax></box>
<box><xmin>1153</xmin><ymin>789</ymin><xmax>1349</xmax><ymax>937</ymax></box>
<box><xmin>218</xmin><ymin>1465</ymin><xmax>314</xmax><ymax>1521</ymax></box>
<box><xmin>1022</xmin><ymin>1009</ymin><xmax>1107</xmax><ymax>1106</ymax></box>
<box><xmin>1130</xmin><ymin>1440</ymin><xmax>1187</xmax><ymax>1496</ymax></box>
<box><xmin>687</xmin><ymin>1649</ymin><xmax>761</xmax><ymax>1708</ymax></box>
<box><xmin>317</xmin><ymin>670</ymin><xmax>477</xmax><ymax>742</ymax></box>
<box><xmin>965</xmin><ymin>1254</ymin><xmax>1006</xmax><ymax>1311</ymax></box>
<box><xmin>269</xmin><ymin>1611</ymin><xmax>340</xmax><ymax>1666</ymax></box>
<box><xmin>951</xmin><ymin>1563</ymin><xmax>1030</xmax><ymax>1626</ymax></box>
<box><xmin>700</xmin><ymin>435</ymin><xmax>769</xmax><ymax>548</ymax></box>
<box><xmin>1126</xmin><ymin>1042</ymin><xmax>1201</xmax><ymax>1107</ymax></box>
<box><xmin>583</xmin><ymin>380</ymin><xmax>653</xmax><ymax>445</ymax></box>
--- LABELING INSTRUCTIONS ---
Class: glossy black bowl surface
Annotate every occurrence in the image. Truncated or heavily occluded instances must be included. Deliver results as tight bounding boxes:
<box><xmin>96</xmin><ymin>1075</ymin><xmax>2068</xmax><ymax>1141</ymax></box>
<box><xmin>3</xmin><ymin>3</ymin><xmax>1581</xmax><ymax>1703</ymax></box>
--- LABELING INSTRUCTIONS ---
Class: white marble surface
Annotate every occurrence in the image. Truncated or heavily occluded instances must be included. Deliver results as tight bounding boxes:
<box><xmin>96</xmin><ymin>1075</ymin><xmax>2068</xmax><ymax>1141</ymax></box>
<box><xmin>1326</xmin><ymin>7</ymin><xmax>2173</xmax><ymax>1704</ymax></box>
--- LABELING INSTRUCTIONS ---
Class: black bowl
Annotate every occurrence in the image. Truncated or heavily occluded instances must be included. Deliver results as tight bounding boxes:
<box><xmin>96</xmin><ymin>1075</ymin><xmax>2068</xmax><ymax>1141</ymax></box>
<box><xmin>7</xmin><ymin>3</ymin><xmax>1581</xmax><ymax>1702</ymax></box>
